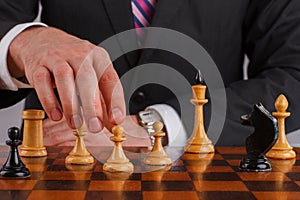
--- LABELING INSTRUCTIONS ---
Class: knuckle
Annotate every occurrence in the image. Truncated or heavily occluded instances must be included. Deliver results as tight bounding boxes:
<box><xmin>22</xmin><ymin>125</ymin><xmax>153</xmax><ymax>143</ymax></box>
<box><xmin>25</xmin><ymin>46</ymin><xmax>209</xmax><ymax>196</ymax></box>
<box><xmin>53</xmin><ymin>65</ymin><xmax>74</xmax><ymax>77</ymax></box>
<box><xmin>96</xmin><ymin>46</ymin><xmax>110</xmax><ymax>60</ymax></box>
<box><xmin>99</xmin><ymin>71</ymin><xmax>119</xmax><ymax>85</ymax></box>
<box><xmin>82</xmin><ymin>39</ymin><xmax>94</xmax><ymax>48</ymax></box>
<box><xmin>77</xmin><ymin>64</ymin><xmax>94</xmax><ymax>77</ymax></box>
<box><xmin>32</xmin><ymin>69</ymin><xmax>49</xmax><ymax>82</ymax></box>
<box><xmin>39</xmin><ymin>96</ymin><xmax>55</xmax><ymax>109</ymax></box>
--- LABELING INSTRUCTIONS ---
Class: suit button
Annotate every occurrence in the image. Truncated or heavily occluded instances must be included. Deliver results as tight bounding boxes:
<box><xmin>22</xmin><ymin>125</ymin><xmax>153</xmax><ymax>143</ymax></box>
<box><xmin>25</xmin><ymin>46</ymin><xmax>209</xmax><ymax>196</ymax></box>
<box><xmin>133</xmin><ymin>91</ymin><xmax>146</xmax><ymax>103</ymax></box>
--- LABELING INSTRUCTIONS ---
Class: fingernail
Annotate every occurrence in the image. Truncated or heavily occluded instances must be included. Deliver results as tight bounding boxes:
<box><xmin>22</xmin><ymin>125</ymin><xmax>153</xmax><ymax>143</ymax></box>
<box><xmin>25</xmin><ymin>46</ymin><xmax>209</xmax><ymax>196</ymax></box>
<box><xmin>111</xmin><ymin>108</ymin><xmax>123</xmax><ymax>122</ymax></box>
<box><xmin>51</xmin><ymin>108</ymin><xmax>62</xmax><ymax>121</ymax></box>
<box><xmin>88</xmin><ymin>117</ymin><xmax>102</xmax><ymax>132</ymax></box>
<box><xmin>71</xmin><ymin>114</ymin><xmax>83</xmax><ymax>128</ymax></box>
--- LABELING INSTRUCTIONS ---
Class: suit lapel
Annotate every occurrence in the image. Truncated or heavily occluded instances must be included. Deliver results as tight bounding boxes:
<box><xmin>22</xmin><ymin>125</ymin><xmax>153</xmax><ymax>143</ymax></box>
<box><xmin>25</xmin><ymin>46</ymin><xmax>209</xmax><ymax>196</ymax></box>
<box><xmin>102</xmin><ymin>0</ymin><xmax>140</xmax><ymax>67</ymax></box>
<box><xmin>138</xmin><ymin>0</ymin><xmax>184</xmax><ymax>64</ymax></box>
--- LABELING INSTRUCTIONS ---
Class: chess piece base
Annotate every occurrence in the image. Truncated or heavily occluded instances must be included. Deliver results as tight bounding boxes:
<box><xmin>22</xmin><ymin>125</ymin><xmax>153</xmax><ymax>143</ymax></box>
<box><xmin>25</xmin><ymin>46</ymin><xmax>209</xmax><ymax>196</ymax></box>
<box><xmin>239</xmin><ymin>156</ymin><xmax>271</xmax><ymax>172</ymax></box>
<box><xmin>20</xmin><ymin>146</ymin><xmax>47</xmax><ymax>157</ymax></box>
<box><xmin>184</xmin><ymin>143</ymin><xmax>215</xmax><ymax>154</ymax></box>
<box><xmin>144</xmin><ymin>154</ymin><xmax>172</xmax><ymax>166</ymax></box>
<box><xmin>0</xmin><ymin>167</ymin><xmax>30</xmax><ymax>178</ymax></box>
<box><xmin>65</xmin><ymin>164</ymin><xmax>94</xmax><ymax>171</ymax></box>
<box><xmin>103</xmin><ymin>162</ymin><xmax>134</xmax><ymax>173</ymax></box>
<box><xmin>65</xmin><ymin>154</ymin><xmax>94</xmax><ymax>165</ymax></box>
<box><xmin>266</xmin><ymin>148</ymin><xmax>296</xmax><ymax>159</ymax></box>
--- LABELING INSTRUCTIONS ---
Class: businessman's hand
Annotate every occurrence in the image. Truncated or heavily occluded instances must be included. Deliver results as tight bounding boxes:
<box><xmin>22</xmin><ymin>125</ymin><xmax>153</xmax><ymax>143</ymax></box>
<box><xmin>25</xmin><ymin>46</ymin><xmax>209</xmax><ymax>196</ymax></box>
<box><xmin>8</xmin><ymin>26</ymin><xmax>125</xmax><ymax>132</ymax></box>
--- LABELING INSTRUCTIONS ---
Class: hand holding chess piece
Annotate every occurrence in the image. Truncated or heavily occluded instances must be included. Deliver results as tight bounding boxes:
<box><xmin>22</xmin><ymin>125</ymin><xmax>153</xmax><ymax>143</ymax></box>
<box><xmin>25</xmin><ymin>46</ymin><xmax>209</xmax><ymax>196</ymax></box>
<box><xmin>239</xmin><ymin>103</ymin><xmax>278</xmax><ymax>171</ymax></box>
<box><xmin>65</xmin><ymin>122</ymin><xmax>94</xmax><ymax>165</ymax></box>
<box><xmin>184</xmin><ymin>71</ymin><xmax>214</xmax><ymax>154</ymax></box>
<box><xmin>144</xmin><ymin>121</ymin><xmax>172</xmax><ymax>166</ymax></box>
<box><xmin>0</xmin><ymin>127</ymin><xmax>30</xmax><ymax>178</ymax></box>
<box><xmin>266</xmin><ymin>94</ymin><xmax>296</xmax><ymax>159</ymax></box>
<box><xmin>103</xmin><ymin>125</ymin><xmax>134</xmax><ymax>172</ymax></box>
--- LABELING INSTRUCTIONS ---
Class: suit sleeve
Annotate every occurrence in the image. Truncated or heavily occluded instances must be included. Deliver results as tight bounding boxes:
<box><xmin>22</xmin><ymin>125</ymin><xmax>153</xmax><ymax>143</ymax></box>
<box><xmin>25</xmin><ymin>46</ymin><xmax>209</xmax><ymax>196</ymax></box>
<box><xmin>218</xmin><ymin>0</ymin><xmax>300</xmax><ymax>145</ymax></box>
<box><xmin>0</xmin><ymin>0</ymin><xmax>39</xmax><ymax>108</ymax></box>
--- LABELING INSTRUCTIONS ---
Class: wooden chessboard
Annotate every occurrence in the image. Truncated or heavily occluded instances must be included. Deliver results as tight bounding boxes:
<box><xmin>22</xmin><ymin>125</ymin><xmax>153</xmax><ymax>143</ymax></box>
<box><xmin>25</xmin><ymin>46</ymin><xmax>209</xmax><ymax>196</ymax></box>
<box><xmin>0</xmin><ymin>146</ymin><xmax>299</xmax><ymax>200</ymax></box>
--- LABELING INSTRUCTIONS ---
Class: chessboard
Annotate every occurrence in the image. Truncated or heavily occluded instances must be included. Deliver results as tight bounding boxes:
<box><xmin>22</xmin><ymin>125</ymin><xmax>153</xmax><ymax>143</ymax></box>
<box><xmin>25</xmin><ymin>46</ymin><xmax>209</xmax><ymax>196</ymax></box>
<box><xmin>0</xmin><ymin>146</ymin><xmax>299</xmax><ymax>200</ymax></box>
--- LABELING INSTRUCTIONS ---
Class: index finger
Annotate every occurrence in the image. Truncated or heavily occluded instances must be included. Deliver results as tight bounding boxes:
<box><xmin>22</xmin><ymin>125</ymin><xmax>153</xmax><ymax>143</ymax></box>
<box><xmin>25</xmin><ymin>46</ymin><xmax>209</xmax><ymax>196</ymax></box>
<box><xmin>92</xmin><ymin>49</ymin><xmax>126</xmax><ymax>126</ymax></box>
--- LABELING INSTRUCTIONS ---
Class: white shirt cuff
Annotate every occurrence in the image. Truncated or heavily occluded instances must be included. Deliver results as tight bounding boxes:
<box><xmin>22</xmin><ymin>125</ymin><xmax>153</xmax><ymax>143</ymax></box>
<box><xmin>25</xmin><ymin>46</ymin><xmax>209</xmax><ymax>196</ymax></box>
<box><xmin>0</xmin><ymin>22</ymin><xmax>47</xmax><ymax>90</ymax></box>
<box><xmin>146</xmin><ymin>104</ymin><xmax>189</xmax><ymax>147</ymax></box>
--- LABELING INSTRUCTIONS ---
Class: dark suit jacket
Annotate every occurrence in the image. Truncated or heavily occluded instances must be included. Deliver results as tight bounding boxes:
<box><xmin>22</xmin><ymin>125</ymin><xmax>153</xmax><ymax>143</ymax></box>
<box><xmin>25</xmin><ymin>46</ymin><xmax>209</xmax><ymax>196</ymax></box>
<box><xmin>1</xmin><ymin>0</ymin><xmax>300</xmax><ymax>145</ymax></box>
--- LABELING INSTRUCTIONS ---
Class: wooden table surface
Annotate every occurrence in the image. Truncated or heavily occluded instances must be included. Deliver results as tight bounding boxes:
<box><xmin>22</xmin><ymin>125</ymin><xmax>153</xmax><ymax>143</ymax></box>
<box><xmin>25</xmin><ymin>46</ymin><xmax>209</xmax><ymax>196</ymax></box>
<box><xmin>0</xmin><ymin>146</ymin><xmax>299</xmax><ymax>200</ymax></box>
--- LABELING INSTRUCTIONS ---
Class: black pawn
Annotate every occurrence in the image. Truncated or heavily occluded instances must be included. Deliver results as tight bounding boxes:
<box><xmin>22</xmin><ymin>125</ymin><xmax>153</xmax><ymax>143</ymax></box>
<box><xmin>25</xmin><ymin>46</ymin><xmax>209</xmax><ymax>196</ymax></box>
<box><xmin>0</xmin><ymin>127</ymin><xmax>30</xmax><ymax>178</ymax></box>
<box><xmin>239</xmin><ymin>103</ymin><xmax>278</xmax><ymax>172</ymax></box>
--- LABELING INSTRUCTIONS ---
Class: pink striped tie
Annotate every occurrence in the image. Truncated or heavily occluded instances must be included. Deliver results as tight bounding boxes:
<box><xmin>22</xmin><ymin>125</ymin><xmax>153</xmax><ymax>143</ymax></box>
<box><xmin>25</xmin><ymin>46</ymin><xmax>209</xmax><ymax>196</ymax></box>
<box><xmin>132</xmin><ymin>0</ymin><xmax>158</xmax><ymax>43</ymax></box>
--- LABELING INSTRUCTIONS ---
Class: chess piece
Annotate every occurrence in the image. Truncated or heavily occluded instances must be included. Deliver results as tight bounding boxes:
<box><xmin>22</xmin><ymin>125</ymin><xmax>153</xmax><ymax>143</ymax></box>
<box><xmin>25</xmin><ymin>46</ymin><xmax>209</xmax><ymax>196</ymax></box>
<box><xmin>0</xmin><ymin>127</ymin><xmax>30</xmax><ymax>178</ymax></box>
<box><xmin>65</xmin><ymin>122</ymin><xmax>94</xmax><ymax>165</ymax></box>
<box><xmin>266</xmin><ymin>94</ymin><xmax>296</xmax><ymax>159</ymax></box>
<box><xmin>239</xmin><ymin>103</ymin><xmax>278</xmax><ymax>171</ymax></box>
<box><xmin>144</xmin><ymin>121</ymin><xmax>172</xmax><ymax>166</ymax></box>
<box><xmin>103</xmin><ymin>125</ymin><xmax>134</xmax><ymax>172</ymax></box>
<box><xmin>184</xmin><ymin>71</ymin><xmax>214</xmax><ymax>153</ymax></box>
<box><xmin>20</xmin><ymin>110</ymin><xmax>47</xmax><ymax>157</ymax></box>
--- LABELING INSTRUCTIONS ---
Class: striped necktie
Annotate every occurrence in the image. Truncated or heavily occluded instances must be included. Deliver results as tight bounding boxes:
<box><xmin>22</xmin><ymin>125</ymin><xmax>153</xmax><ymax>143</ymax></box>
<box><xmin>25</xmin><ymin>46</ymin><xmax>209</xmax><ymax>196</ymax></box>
<box><xmin>131</xmin><ymin>0</ymin><xmax>158</xmax><ymax>43</ymax></box>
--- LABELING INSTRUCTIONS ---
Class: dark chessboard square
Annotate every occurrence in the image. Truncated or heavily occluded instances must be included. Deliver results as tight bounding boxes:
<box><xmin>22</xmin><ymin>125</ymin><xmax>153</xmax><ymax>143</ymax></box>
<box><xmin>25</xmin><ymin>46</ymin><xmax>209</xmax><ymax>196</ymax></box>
<box><xmin>86</xmin><ymin>191</ymin><xmax>142</xmax><ymax>200</ymax></box>
<box><xmin>210</xmin><ymin>160</ymin><xmax>229</xmax><ymax>166</ymax></box>
<box><xmin>184</xmin><ymin>160</ymin><xmax>228</xmax><ymax>166</ymax></box>
<box><xmin>60</xmin><ymin>147</ymin><xmax>73</xmax><ymax>153</ymax></box>
<box><xmin>285</xmin><ymin>172</ymin><xmax>300</xmax><ymax>181</ymax></box>
<box><xmin>244</xmin><ymin>181</ymin><xmax>300</xmax><ymax>191</ymax></box>
<box><xmin>91</xmin><ymin>172</ymin><xmax>141</xmax><ymax>180</ymax></box>
<box><xmin>46</xmin><ymin>153</ymin><xmax>59</xmax><ymax>159</ymax></box>
<box><xmin>197</xmin><ymin>191</ymin><xmax>256</xmax><ymax>200</ymax></box>
<box><xmin>56</xmin><ymin>153</ymin><xmax>69</xmax><ymax>158</ymax></box>
<box><xmin>46</xmin><ymin>164</ymin><xmax>69</xmax><ymax>171</ymax></box>
<box><xmin>90</xmin><ymin>172</ymin><xmax>107</xmax><ymax>180</ymax></box>
<box><xmin>190</xmin><ymin>172</ymin><xmax>241</xmax><ymax>181</ymax></box>
<box><xmin>253</xmin><ymin>191</ymin><xmax>300</xmax><ymax>199</ymax></box>
<box><xmin>45</xmin><ymin>147</ymin><xmax>63</xmax><ymax>153</ymax></box>
<box><xmin>34</xmin><ymin>180</ymin><xmax>90</xmax><ymax>190</ymax></box>
<box><xmin>45</xmin><ymin>159</ymin><xmax>55</xmax><ymax>165</ymax></box>
<box><xmin>0</xmin><ymin>190</ymin><xmax>31</xmax><ymax>200</ymax></box>
<box><xmin>222</xmin><ymin>154</ymin><xmax>244</xmax><ymax>160</ymax></box>
<box><xmin>142</xmin><ymin>181</ymin><xmax>195</xmax><ymax>191</ymax></box>
<box><xmin>168</xmin><ymin>166</ymin><xmax>187</xmax><ymax>172</ymax></box>
<box><xmin>295</xmin><ymin>160</ymin><xmax>300</xmax><ymax>166</ymax></box>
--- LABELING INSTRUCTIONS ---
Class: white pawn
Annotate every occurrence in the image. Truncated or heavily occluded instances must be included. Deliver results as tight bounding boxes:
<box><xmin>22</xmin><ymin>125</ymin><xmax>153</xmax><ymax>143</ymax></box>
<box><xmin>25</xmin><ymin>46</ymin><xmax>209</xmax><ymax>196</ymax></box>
<box><xmin>144</xmin><ymin>121</ymin><xmax>172</xmax><ymax>166</ymax></box>
<box><xmin>103</xmin><ymin>125</ymin><xmax>134</xmax><ymax>172</ymax></box>
<box><xmin>65</xmin><ymin>122</ymin><xmax>94</xmax><ymax>165</ymax></box>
